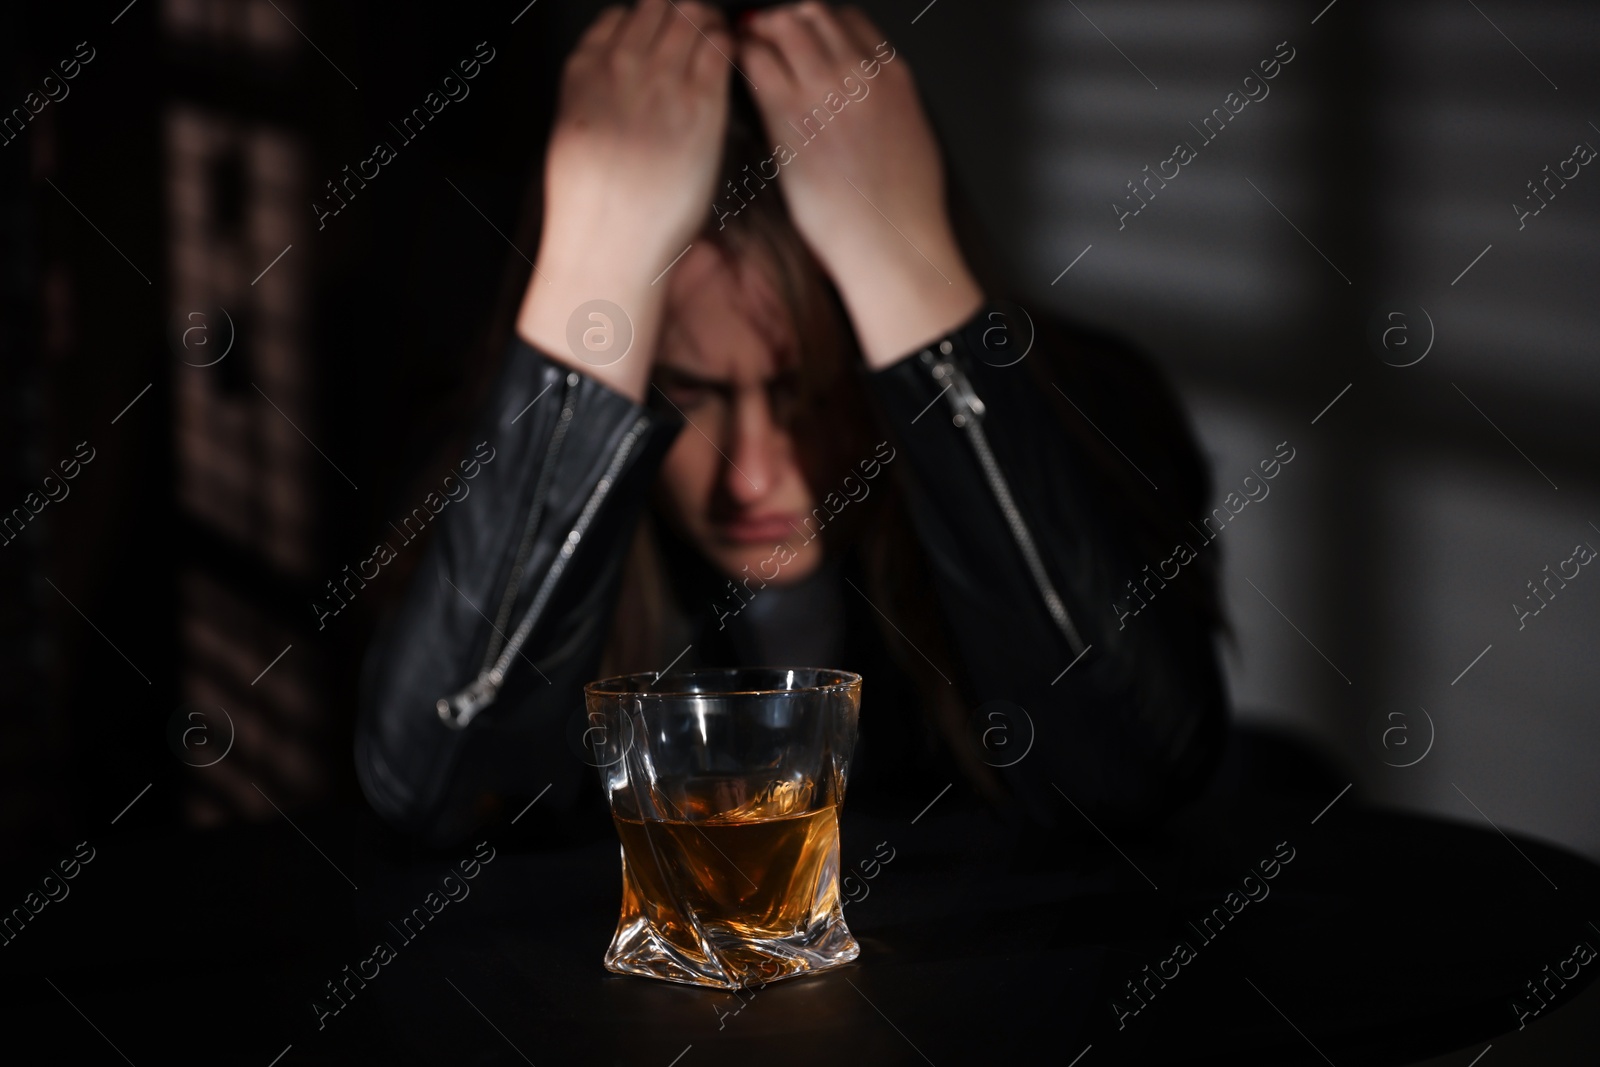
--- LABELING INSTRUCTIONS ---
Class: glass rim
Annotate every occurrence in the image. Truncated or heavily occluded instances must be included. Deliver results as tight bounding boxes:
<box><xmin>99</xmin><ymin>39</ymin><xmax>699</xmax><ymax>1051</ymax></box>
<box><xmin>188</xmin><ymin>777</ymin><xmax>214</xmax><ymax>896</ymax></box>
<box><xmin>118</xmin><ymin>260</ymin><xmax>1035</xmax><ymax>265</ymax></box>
<box><xmin>584</xmin><ymin>666</ymin><xmax>862</xmax><ymax>699</ymax></box>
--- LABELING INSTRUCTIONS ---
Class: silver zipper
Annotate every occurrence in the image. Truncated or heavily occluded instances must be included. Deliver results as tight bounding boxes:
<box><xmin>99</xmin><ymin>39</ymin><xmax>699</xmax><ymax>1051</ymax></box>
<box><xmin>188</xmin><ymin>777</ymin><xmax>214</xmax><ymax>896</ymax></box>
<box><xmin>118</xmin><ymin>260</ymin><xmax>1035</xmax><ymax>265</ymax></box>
<box><xmin>437</xmin><ymin>411</ymin><xmax>654</xmax><ymax>730</ymax></box>
<box><xmin>930</xmin><ymin>353</ymin><xmax>1087</xmax><ymax>657</ymax></box>
<box><xmin>479</xmin><ymin>373</ymin><xmax>580</xmax><ymax>672</ymax></box>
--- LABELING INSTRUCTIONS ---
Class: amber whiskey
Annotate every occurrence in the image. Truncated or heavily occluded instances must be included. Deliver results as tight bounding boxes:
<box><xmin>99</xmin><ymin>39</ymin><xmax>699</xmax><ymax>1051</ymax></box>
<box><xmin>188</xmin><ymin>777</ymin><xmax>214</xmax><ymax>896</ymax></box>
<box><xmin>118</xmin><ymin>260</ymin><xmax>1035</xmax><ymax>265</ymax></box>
<box><xmin>609</xmin><ymin>775</ymin><xmax>848</xmax><ymax>985</ymax></box>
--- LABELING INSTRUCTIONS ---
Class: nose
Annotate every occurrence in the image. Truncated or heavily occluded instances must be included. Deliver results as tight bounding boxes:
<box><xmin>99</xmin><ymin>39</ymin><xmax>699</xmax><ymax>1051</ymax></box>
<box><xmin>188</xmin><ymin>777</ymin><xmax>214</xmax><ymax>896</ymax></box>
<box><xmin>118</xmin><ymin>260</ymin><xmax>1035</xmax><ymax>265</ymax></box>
<box><xmin>724</xmin><ymin>386</ymin><xmax>778</xmax><ymax>507</ymax></box>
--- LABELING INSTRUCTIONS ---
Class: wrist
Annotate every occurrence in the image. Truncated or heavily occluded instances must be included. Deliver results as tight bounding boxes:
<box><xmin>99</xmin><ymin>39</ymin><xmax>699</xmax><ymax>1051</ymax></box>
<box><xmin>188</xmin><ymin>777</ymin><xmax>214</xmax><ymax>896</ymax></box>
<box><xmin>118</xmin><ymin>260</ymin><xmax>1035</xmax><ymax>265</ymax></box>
<box><xmin>828</xmin><ymin>232</ymin><xmax>985</xmax><ymax>370</ymax></box>
<box><xmin>515</xmin><ymin>232</ymin><xmax>669</xmax><ymax>404</ymax></box>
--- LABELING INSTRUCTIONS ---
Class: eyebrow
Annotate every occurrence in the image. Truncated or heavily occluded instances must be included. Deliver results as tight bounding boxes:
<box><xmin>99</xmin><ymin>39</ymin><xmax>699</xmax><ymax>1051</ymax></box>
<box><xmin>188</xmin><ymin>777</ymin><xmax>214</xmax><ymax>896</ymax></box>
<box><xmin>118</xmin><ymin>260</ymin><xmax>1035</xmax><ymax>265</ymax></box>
<box><xmin>653</xmin><ymin>365</ymin><xmax>729</xmax><ymax>390</ymax></box>
<box><xmin>657</xmin><ymin>315</ymin><xmax>799</xmax><ymax>389</ymax></box>
<box><xmin>653</xmin><ymin>365</ymin><xmax>799</xmax><ymax>389</ymax></box>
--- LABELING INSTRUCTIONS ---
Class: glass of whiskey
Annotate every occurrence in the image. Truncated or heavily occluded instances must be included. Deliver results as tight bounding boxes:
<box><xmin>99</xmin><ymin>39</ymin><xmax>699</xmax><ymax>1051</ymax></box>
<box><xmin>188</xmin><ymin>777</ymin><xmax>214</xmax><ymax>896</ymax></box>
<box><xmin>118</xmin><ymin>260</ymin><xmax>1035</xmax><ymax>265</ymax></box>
<box><xmin>582</xmin><ymin>667</ymin><xmax>862</xmax><ymax>989</ymax></box>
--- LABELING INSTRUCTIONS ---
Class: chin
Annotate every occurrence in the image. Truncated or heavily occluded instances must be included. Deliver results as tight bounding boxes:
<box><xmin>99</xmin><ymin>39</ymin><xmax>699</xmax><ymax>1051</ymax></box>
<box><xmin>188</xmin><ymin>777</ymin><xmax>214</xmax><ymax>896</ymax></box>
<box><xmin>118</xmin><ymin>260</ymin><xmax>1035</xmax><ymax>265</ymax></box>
<box><xmin>707</xmin><ymin>538</ymin><xmax>824</xmax><ymax>587</ymax></box>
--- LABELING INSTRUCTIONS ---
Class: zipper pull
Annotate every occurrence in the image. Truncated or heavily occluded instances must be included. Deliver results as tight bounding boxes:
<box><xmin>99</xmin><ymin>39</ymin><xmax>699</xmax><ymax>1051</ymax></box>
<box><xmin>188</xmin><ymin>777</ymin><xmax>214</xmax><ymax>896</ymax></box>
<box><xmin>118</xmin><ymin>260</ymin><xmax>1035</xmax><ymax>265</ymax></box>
<box><xmin>931</xmin><ymin>350</ymin><xmax>985</xmax><ymax>425</ymax></box>
<box><xmin>437</xmin><ymin>674</ymin><xmax>499</xmax><ymax>730</ymax></box>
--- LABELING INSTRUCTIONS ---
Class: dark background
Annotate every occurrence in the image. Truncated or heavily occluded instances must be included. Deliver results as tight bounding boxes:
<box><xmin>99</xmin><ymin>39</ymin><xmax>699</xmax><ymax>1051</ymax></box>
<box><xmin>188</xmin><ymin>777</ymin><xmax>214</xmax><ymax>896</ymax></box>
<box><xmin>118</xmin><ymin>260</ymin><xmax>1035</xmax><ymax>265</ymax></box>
<box><xmin>2</xmin><ymin>0</ymin><xmax>1597</xmax><ymax>1059</ymax></box>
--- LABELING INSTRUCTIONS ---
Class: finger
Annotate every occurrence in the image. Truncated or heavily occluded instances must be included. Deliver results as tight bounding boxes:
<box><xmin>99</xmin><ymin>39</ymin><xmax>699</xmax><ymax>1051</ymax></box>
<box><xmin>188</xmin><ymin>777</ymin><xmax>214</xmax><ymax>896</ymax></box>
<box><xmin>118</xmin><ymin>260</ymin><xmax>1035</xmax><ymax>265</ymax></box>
<box><xmin>669</xmin><ymin>0</ymin><xmax>726</xmax><ymax>35</ymax></box>
<box><xmin>744</xmin><ymin>5</ymin><xmax>833</xmax><ymax>83</ymax></box>
<box><xmin>692</xmin><ymin>26</ymin><xmax>738</xmax><ymax>88</ymax></box>
<box><xmin>736</xmin><ymin>34</ymin><xmax>796</xmax><ymax>98</ymax></box>
<box><xmin>655</xmin><ymin>2</ymin><xmax>702</xmax><ymax>69</ymax></box>
<box><xmin>836</xmin><ymin>6</ymin><xmax>889</xmax><ymax>59</ymax></box>
<box><xmin>791</xmin><ymin>1</ymin><xmax>855</xmax><ymax>66</ymax></box>
<box><xmin>573</xmin><ymin>5</ymin><xmax>629</xmax><ymax>56</ymax></box>
<box><xmin>660</xmin><ymin>1</ymin><xmax>726</xmax><ymax>73</ymax></box>
<box><xmin>616</xmin><ymin>0</ymin><xmax>672</xmax><ymax>55</ymax></box>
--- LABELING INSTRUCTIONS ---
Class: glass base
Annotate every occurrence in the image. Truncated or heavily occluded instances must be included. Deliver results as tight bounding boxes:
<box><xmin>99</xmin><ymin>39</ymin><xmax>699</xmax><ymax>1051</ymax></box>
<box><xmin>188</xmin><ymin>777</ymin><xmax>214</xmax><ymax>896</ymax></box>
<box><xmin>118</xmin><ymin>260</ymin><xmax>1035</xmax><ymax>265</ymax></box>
<box><xmin>603</xmin><ymin>908</ymin><xmax>860</xmax><ymax>990</ymax></box>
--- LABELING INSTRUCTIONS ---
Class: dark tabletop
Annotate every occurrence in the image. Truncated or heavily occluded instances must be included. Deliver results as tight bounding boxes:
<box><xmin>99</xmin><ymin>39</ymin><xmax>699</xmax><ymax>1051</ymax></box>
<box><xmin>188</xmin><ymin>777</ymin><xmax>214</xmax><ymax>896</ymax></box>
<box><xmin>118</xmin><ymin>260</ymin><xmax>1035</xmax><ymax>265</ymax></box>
<box><xmin>4</xmin><ymin>782</ymin><xmax>1598</xmax><ymax>1067</ymax></box>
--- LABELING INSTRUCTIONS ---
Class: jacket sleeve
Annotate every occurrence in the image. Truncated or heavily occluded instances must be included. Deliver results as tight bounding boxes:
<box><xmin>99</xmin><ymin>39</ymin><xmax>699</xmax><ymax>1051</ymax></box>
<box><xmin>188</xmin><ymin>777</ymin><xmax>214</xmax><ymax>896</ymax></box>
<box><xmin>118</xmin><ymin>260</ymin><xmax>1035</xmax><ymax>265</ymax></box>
<box><xmin>865</xmin><ymin>303</ymin><xmax>1230</xmax><ymax>828</ymax></box>
<box><xmin>355</xmin><ymin>336</ymin><xmax>682</xmax><ymax>846</ymax></box>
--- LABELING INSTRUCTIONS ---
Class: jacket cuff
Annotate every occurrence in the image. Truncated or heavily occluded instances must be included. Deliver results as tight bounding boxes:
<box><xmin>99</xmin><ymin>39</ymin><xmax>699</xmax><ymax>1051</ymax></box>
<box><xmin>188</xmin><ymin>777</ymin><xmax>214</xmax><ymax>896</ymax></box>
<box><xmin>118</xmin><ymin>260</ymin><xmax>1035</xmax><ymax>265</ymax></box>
<box><xmin>866</xmin><ymin>302</ymin><xmax>1027</xmax><ymax>423</ymax></box>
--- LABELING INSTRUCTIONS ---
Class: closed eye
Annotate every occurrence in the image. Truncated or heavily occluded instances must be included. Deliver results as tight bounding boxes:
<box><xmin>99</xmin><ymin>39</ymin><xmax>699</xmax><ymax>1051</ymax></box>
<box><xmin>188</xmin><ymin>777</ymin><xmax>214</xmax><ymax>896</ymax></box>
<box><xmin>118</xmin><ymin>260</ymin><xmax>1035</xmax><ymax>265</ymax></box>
<box><xmin>766</xmin><ymin>369</ymin><xmax>801</xmax><ymax>424</ymax></box>
<box><xmin>653</xmin><ymin>368</ymin><xmax>727</xmax><ymax>412</ymax></box>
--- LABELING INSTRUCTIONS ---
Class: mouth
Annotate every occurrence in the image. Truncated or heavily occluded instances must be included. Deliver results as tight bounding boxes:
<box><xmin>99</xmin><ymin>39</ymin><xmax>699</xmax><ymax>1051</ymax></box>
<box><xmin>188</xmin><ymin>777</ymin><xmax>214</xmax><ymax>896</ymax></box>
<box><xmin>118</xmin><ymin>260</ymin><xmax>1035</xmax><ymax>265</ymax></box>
<box><xmin>716</xmin><ymin>513</ymin><xmax>803</xmax><ymax>545</ymax></box>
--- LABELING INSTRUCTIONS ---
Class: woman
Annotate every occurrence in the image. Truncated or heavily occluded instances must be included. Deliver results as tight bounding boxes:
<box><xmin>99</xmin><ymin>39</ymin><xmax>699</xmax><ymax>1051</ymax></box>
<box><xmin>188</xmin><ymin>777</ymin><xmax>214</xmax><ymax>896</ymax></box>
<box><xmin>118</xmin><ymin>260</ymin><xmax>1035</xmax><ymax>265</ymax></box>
<box><xmin>356</xmin><ymin>0</ymin><xmax>1229</xmax><ymax>847</ymax></box>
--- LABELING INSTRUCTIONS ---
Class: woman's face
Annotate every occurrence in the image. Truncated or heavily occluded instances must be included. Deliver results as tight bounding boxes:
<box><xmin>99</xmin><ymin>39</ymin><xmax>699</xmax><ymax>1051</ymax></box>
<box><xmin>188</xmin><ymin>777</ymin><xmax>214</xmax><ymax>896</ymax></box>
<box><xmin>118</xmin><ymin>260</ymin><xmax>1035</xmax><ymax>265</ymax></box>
<box><xmin>652</xmin><ymin>243</ymin><xmax>824</xmax><ymax>585</ymax></box>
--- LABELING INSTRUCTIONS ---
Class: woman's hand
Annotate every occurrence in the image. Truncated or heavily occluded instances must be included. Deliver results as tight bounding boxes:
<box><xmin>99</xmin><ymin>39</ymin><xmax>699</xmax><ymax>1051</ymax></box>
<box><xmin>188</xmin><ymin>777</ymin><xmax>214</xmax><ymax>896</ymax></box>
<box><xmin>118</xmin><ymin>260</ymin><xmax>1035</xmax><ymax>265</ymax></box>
<box><xmin>737</xmin><ymin>3</ymin><xmax>983</xmax><ymax>369</ymax></box>
<box><xmin>517</xmin><ymin>0</ymin><xmax>732</xmax><ymax>402</ymax></box>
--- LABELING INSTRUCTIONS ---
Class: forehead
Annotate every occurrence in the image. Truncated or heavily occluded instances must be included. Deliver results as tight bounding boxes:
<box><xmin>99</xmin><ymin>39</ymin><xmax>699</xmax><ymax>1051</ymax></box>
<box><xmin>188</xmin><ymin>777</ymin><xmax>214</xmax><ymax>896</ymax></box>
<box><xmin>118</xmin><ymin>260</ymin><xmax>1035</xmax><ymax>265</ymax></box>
<box><xmin>659</xmin><ymin>243</ymin><xmax>796</xmax><ymax>379</ymax></box>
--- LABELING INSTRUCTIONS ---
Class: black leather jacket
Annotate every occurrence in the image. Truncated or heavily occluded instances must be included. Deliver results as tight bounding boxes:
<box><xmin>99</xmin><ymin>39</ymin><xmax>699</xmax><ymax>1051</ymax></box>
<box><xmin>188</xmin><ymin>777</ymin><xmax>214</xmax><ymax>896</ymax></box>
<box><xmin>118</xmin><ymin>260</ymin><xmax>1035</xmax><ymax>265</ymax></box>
<box><xmin>356</xmin><ymin>303</ymin><xmax>1229</xmax><ymax>846</ymax></box>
